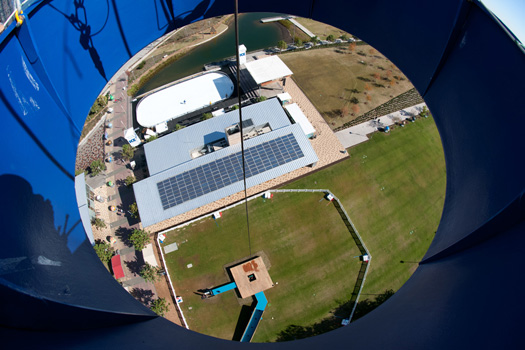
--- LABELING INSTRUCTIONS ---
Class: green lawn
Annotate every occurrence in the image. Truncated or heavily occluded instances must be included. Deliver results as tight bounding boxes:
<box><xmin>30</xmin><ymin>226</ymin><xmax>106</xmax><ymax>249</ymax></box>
<box><xmin>161</xmin><ymin>116</ymin><xmax>446</xmax><ymax>342</ymax></box>
<box><xmin>284</xmin><ymin>116</ymin><xmax>446</xmax><ymax>296</ymax></box>
<box><xmin>161</xmin><ymin>192</ymin><xmax>361</xmax><ymax>342</ymax></box>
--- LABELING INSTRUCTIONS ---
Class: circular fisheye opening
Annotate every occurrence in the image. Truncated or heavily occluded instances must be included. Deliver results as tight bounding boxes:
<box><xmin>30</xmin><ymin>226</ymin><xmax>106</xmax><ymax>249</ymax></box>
<box><xmin>76</xmin><ymin>12</ymin><xmax>445</xmax><ymax>343</ymax></box>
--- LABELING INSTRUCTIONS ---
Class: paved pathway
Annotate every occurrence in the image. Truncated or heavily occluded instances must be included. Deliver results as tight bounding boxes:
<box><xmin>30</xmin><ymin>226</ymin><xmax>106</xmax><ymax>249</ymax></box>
<box><xmin>289</xmin><ymin>18</ymin><xmax>315</xmax><ymax>38</ymax></box>
<box><xmin>335</xmin><ymin>103</ymin><xmax>427</xmax><ymax>148</ymax></box>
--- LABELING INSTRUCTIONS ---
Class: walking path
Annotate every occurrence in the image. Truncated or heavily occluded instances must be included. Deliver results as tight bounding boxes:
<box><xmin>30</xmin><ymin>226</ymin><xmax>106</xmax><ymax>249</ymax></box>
<box><xmin>289</xmin><ymin>18</ymin><xmax>315</xmax><ymax>38</ymax></box>
<box><xmin>335</xmin><ymin>103</ymin><xmax>427</xmax><ymax>148</ymax></box>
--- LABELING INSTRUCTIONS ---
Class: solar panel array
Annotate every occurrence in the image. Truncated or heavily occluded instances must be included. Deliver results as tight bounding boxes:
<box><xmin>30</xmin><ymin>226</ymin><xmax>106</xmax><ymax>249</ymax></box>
<box><xmin>157</xmin><ymin>133</ymin><xmax>304</xmax><ymax>210</ymax></box>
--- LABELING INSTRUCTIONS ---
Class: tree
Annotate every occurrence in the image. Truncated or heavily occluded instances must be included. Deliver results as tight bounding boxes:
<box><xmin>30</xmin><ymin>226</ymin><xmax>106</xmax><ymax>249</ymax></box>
<box><xmin>419</xmin><ymin>106</ymin><xmax>429</xmax><ymax>117</ymax></box>
<box><xmin>129</xmin><ymin>228</ymin><xmax>150</xmax><ymax>251</ymax></box>
<box><xmin>340</xmin><ymin>34</ymin><xmax>349</xmax><ymax>41</ymax></box>
<box><xmin>326</xmin><ymin>34</ymin><xmax>335</xmax><ymax>41</ymax></box>
<box><xmin>94</xmin><ymin>240</ymin><xmax>114</xmax><ymax>263</ymax></box>
<box><xmin>277</xmin><ymin>40</ymin><xmax>287</xmax><ymax>52</ymax></box>
<box><xmin>350</xmin><ymin>97</ymin><xmax>359</xmax><ymax>104</ymax></box>
<box><xmin>294</xmin><ymin>37</ymin><xmax>303</xmax><ymax>47</ymax></box>
<box><xmin>121</xmin><ymin>143</ymin><xmax>134</xmax><ymax>162</ymax></box>
<box><xmin>90</xmin><ymin>159</ymin><xmax>106</xmax><ymax>176</ymax></box>
<box><xmin>348</xmin><ymin>42</ymin><xmax>356</xmax><ymax>52</ymax></box>
<box><xmin>140</xmin><ymin>263</ymin><xmax>161</xmax><ymax>283</ymax></box>
<box><xmin>89</xmin><ymin>95</ymin><xmax>108</xmax><ymax>117</ymax></box>
<box><xmin>91</xmin><ymin>217</ymin><xmax>106</xmax><ymax>230</ymax></box>
<box><xmin>231</xmin><ymin>105</ymin><xmax>239</xmax><ymax>110</ymax></box>
<box><xmin>150</xmin><ymin>297</ymin><xmax>170</xmax><ymax>316</ymax></box>
<box><xmin>129</xmin><ymin>202</ymin><xmax>139</xmax><ymax>219</ymax></box>
<box><xmin>201</xmin><ymin>112</ymin><xmax>212</xmax><ymax>121</ymax></box>
<box><xmin>311</xmin><ymin>36</ymin><xmax>319</xmax><ymax>45</ymax></box>
<box><xmin>351</xmin><ymin>104</ymin><xmax>360</xmax><ymax>115</ymax></box>
<box><xmin>125</xmin><ymin>175</ymin><xmax>136</xmax><ymax>187</ymax></box>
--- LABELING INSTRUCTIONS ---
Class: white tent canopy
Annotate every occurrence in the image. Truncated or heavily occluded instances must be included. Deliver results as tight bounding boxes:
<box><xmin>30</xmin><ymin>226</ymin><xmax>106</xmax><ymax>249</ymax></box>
<box><xmin>244</xmin><ymin>56</ymin><xmax>293</xmax><ymax>85</ymax></box>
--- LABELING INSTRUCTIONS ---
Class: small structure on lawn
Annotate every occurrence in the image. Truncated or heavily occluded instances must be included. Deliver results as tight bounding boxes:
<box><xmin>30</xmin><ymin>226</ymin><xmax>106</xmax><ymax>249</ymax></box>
<box><xmin>230</xmin><ymin>257</ymin><xmax>274</xmax><ymax>299</ymax></box>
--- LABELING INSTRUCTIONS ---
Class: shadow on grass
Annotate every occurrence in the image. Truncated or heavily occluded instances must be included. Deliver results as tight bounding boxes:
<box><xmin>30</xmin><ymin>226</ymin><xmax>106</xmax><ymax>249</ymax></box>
<box><xmin>275</xmin><ymin>289</ymin><xmax>394</xmax><ymax>342</ymax></box>
<box><xmin>232</xmin><ymin>302</ymin><xmax>257</xmax><ymax>341</ymax></box>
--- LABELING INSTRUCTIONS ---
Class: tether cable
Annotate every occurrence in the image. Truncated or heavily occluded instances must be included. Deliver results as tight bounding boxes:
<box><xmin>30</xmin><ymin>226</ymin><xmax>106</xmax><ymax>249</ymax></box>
<box><xmin>234</xmin><ymin>1</ymin><xmax>252</xmax><ymax>256</ymax></box>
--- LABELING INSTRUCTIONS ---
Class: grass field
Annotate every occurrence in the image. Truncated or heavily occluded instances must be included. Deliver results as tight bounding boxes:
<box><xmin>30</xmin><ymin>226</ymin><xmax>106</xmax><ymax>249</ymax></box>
<box><xmin>161</xmin><ymin>116</ymin><xmax>445</xmax><ymax>342</ymax></box>
<box><xmin>295</xmin><ymin>17</ymin><xmax>351</xmax><ymax>40</ymax></box>
<box><xmin>280</xmin><ymin>46</ymin><xmax>413</xmax><ymax>129</ymax></box>
<box><xmin>284</xmin><ymin>116</ymin><xmax>446</xmax><ymax>296</ymax></box>
<box><xmin>161</xmin><ymin>192</ymin><xmax>362</xmax><ymax>342</ymax></box>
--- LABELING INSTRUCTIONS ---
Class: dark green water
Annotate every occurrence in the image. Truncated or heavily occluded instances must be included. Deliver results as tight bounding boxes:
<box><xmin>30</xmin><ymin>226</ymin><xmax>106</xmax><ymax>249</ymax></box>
<box><xmin>137</xmin><ymin>13</ymin><xmax>287</xmax><ymax>94</ymax></box>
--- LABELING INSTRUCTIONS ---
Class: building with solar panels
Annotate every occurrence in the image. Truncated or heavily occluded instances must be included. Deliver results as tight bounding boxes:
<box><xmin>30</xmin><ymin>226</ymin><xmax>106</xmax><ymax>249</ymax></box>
<box><xmin>133</xmin><ymin>98</ymin><xmax>318</xmax><ymax>228</ymax></box>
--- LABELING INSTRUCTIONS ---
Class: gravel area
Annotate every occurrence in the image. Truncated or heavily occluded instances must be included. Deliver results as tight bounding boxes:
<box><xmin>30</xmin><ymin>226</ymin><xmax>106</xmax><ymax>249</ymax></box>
<box><xmin>75</xmin><ymin>123</ymin><xmax>105</xmax><ymax>171</ymax></box>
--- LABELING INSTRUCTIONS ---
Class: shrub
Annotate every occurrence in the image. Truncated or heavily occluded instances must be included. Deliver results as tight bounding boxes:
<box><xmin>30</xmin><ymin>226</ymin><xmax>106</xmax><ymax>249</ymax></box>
<box><xmin>340</xmin><ymin>34</ymin><xmax>349</xmax><ymax>41</ymax></box>
<box><xmin>88</xmin><ymin>95</ymin><xmax>108</xmax><ymax>118</ymax></box>
<box><xmin>144</xmin><ymin>135</ymin><xmax>158</xmax><ymax>143</ymax></box>
<box><xmin>129</xmin><ymin>202</ymin><xmax>139</xmax><ymax>219</ymax></box>
<box><xmin>89</xmin><ymin>159</ymin><xmax>106</xmax><ymax>176</ymax></box>
<box><xmin>94</xmin><ymin>240</ymin><xmax>114</xmax><ymax>263</ymax></box>
<box><xmin>201</xmin><ymin>112</ymin><xmax>212</xmax><ymax>121</ymax></box>
<box><xmin>326</xmin><ymin>34</ymin><xmax>335</xmax><ymax>41</ymax></box>
<box><xmin>150</xmin><ymin>297</ymin><xmax>170</xmax><ymax>316</ymax></box>
<box><xmin>127</xmin><ymin>84</ymin><xmax>140</xmax><ymax>96</ymax></box>
<box><xmin>256</xmin><ymin>96</ymin><xmax>267</xmax><ymax>103</ymax></box>
<box><xmin>137</xmin><ymin>60</ymin><xmax>146</xmax><ymax>70</ymax></box>
<box><xmin>91</xmin><ymin>217</ymin><xmax>106</xmax><ymax>230</ymax></box>
<box><xmin>125</xmin><ymin>175</ymin><xmax>136</xmax><ymax>187</ymax></box>
<box><xmin>121</xmin><ymin>144</ymin><xmax>134</xmax><ymax>161</ymax></box>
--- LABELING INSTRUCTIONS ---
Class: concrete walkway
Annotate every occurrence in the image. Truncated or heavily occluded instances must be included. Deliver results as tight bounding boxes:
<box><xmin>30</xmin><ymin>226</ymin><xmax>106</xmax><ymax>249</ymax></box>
<box><xmin>335</xmin><ymin>103</ymin><xmax>427</xmax><ymax>148</ymax></box>
<box><xmin>289</xmin><ymin>18</ymin><xmax>315</xmax><ymax>38</ymax></box>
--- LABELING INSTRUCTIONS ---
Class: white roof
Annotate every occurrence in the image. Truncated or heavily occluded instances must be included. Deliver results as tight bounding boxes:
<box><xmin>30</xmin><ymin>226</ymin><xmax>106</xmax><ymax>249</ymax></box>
<box><xmin>285</xmin><ymin>103</ymin><xmax>315</xmax><ymax>136</ymax></box>
<box><xmin>155</xmin><ymin>122</ymin><xmax>168</xmax><ymax>133</ymax></box>
<box><xmin>143</xmin><ymin>244</ymin><xmax>159</xmax><ymax>267</ymax></box>
<box><xmin>244</xmin><ymin>56</ymin><xmax>293</xmax><ymax>85</ymax></box>
<box><xmin>124</xmin><ymin>128</ymin><xmax>141</xmax><ymax>147</ymax></box>
<box><xmin>136</xmin><ymin>72</ymin><xmax>234</xmax><ymax>127</ymax></box>
<box><xmin>277</xmin><ymin>92</ymin><xmax>292</xmax><ymax>101</ymax></box>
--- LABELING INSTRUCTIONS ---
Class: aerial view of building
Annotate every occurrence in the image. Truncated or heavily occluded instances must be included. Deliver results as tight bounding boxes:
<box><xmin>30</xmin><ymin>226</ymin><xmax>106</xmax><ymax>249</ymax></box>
<box><xmin>134</xmin><ymin>98</ymin><xmax>318</xmax><ymax>227</ymax></box>
<box><xmin>3</xmin><ymin>1</ymin><xmax>521</xmax><ymax>348</ymax></box>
